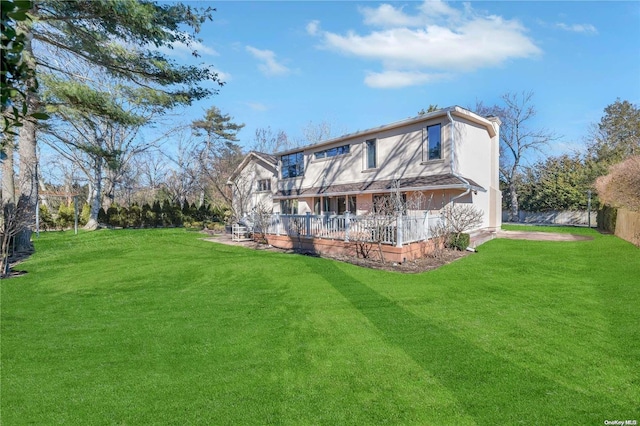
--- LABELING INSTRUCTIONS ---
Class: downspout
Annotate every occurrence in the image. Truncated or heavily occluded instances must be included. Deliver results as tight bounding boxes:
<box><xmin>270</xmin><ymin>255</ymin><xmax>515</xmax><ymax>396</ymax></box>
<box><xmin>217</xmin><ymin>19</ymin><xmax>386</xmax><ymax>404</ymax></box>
<box><xmin>446</xmin><ymin>110</ymin><xmax>471</xmax><ymax>204</ymax></box>
<box><xmin>447</xmin><ymin>110</ymin><xmax>475</xmax><ymax>251</ymax></box>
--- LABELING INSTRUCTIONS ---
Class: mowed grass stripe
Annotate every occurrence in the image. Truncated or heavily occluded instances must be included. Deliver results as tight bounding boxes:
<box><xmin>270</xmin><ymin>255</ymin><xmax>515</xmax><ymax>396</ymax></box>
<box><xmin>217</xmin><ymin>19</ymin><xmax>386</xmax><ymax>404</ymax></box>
<box><xmin>1</xmin><ymin>227</ymin><xmax>638</xmax><ymax>424</ymax></box>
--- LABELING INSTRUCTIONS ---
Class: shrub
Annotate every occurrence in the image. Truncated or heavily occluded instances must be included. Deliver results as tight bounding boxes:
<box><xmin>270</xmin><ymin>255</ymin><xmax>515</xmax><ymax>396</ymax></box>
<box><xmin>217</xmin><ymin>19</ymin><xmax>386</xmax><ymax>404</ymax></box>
<box><xmin>98</xmin><ymin>208</ymin><xmax>108</xmax><ymax>225</ymax></box>
<box><xmin>56</xmin><ymin>204</ymin><xmax>75</xmax><ymax>229</ymax></box>
<box><xmin>80</xmin><ymin>203</ymin><xmax>90</xmax><ymax>226</ymax></box>
<box><xmin>206</xmin><ymin>222</ymin><xmax>225</xmax><ymax>233</ymax></box>
<box><xmin>128</xmin><ymin>204</ymin><xmax>143</xmax><ymax>228</ymax></box>
<box><xmin>39</xmin><ymin>204</ymin><xmax>55</xmax><ymax>231</ymax></box>
<box><xmin>447</xmin><ymin>232</ymin><xmax>470</xmax><ymax>251</ymax></box>
<box><xmin>597</xmin><ymin>205</ymin><xmax>617</xmax><ymax>233</ymax></box>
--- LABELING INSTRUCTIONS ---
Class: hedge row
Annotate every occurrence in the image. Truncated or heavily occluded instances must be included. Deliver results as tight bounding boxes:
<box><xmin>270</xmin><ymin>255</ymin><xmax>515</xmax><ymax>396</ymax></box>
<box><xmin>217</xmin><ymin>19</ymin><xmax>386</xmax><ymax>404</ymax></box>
<box><xmin>39</xmin><ymin>201</ymin><xmax>226</xmax><ymax>230</ymax></box>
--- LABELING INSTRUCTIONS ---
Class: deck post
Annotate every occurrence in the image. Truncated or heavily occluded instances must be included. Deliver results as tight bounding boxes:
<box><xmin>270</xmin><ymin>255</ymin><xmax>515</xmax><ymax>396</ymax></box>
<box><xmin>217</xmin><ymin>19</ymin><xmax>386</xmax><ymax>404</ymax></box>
<box><xmin>277</xmin><ymin>213</ymin><xmax>282</xmax><ymax>235</ymax></box>
<box><xmin>344</xmin><ymin>211</ymin><xmax>350</xmax><ymax>242</ymax></box>
<box><xmin>396</xmin><ymin>215</ymin><xmax>403</xmax><ymax>247</ymax></box>
<box><xmin>305</xmin><ymin>212</ymin><xmax>311</xmax><ymax>237</ymax></box>
<box><xmin>423</xmin><ymin>211</ymin><xmax>429</xmax><ymax>239</ymax></box>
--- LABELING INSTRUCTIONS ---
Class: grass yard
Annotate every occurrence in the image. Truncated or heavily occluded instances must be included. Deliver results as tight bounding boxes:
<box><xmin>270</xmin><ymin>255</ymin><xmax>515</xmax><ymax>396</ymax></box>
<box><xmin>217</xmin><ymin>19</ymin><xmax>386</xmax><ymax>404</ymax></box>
<box><xmin>1</xmin><ymin>227</ymin><xmax>639</xmax><ymax>424</ymax></box>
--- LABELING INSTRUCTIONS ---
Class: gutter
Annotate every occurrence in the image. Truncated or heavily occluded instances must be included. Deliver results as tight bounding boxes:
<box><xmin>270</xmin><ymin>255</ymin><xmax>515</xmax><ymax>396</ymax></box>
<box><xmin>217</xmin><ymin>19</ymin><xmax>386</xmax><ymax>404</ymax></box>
<box><xmin>271</xmin><ymin>182</ymin><xmax>478</xmax><ymax>200</ymax></box>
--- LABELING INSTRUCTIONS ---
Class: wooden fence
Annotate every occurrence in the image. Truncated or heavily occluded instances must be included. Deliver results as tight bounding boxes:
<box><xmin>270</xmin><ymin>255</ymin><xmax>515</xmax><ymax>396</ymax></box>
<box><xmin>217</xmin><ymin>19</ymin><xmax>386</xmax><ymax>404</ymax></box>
<box><xmin>615</xmin><ymin>209</ymin><xmax>640</xmax><ymax>247</ymax></box>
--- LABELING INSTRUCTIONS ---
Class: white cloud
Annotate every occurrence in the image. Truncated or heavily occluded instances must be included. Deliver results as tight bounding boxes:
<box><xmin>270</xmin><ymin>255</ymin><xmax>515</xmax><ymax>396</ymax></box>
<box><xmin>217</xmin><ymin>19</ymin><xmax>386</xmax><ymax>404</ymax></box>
<box><xmin>360</xmin><ymin>4</ymin><xmax>422</xmax><ymax>28</ymax></box>
<box><xmin>310</xmin><ymin>0</ymin><xmax>541</xmax><ymax>88</ymax></box>
<box><xmin>154</xmin><ymin>31</ymin><xmax>218</xmax><ymax>58</ymax></box>
<box><xmin>246</xmin><ymin>46</ymin><xmax>291</xmax><ymax>76</ymax></box>
<box><xmin>364</xmin><ymin>70</ymin><xmax>445</xmax><ymax>89</ymax></box>
<box><xmin>306</xmin><ymin>20</ymin><xmax>321</xmax><ymax>36</ymax></box>
<box><xmin>555</xmin><ymin>22</ymin><xmax>598</xmax><ymax>35</ymax></box>
<box><xmin>246</xmin><ymin>102</ymin><xmax>269</xmax><ymax>112</ymax></box>
<box><xmin>214</xmin><ymin>69</ymin><xmax>231</xmax><ymax>83</ymax></box>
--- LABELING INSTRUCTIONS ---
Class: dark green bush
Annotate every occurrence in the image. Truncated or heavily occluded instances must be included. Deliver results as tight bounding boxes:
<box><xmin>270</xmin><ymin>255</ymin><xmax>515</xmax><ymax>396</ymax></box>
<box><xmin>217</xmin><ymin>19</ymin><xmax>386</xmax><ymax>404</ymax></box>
<box><xmin>98</xmin><ymin>207</ymin><xmax>108</xmax><ymax>225</ymax></box>
<box><xmin>597</xmin><ymin>205</ymin><xmax>617</xmax><ymax>233</ymax></box>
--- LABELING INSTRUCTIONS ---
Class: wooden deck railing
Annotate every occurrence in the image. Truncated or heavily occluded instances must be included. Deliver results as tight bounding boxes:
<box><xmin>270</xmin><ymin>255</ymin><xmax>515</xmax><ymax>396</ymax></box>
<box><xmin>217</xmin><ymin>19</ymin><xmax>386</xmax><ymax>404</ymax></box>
<box><xmin>255</xmin><ymin>212</ymin><xmax>441</xmax><ymax>247</ymax></box>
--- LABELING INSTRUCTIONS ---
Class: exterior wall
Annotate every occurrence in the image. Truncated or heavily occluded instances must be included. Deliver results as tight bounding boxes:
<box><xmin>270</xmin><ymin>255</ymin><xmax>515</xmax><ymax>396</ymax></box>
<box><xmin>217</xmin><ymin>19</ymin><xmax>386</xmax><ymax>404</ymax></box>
<box><xmin>232</xmin><ymin>157</ymin><xmax>277</xmax><ymax>218</ymax></box>
<box><xmin>233</xmin><ymin>108</ymin><xmax>501</xmax><ymax>235</ymax></box>
<box><xmin>278</xmin><ymin>117</ymin><xmax>452</xmax><ymax>194</ymax></box>
<box><xmin>295</xmin><ymin>189</ymin><xmax>465</xmax><ymax>216</ymax></box>
<box><xmin>453</xmin><ymin>114</ymin><xmax>502</xmax><ymax>231</ymax></box>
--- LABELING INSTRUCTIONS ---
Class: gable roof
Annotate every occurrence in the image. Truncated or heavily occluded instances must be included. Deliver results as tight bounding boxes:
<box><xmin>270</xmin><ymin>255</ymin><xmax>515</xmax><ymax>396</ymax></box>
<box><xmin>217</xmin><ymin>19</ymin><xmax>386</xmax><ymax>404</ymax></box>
<box><xmin>276</xmin><ymin>106</ymin><xmax>499</xmax><ymax>156</ymax></box>
<box><xmin>227</xmin><ymin>151</ymin><xmax>277</xmax><ymax>183</ymax></box>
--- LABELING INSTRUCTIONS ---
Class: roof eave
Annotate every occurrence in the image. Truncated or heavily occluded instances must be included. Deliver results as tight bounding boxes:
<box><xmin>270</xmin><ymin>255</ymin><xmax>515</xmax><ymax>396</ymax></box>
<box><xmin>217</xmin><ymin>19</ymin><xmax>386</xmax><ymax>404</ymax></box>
<box><xmin>272</xmin><ymin>183</ymin><xmax>484</xmax><ymax>200</ymax></box>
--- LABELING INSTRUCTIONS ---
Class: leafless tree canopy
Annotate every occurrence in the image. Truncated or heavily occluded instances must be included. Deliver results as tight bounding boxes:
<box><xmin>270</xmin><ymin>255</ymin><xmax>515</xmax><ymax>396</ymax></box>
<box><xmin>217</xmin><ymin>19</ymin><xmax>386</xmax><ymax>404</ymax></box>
<box><xmin>595</xmin><ymin>156</ymin><xmax>640</xmax><ymax>212</ymax></box>
<box><xmin>1</xmin><ymin>196</ymin><xmax>35</xmax><ymax>277</ymax></box>
<box><xmin>475</xmin><ymin>91</ymin><xmax>558</xmax><ymax>221</ymax></box>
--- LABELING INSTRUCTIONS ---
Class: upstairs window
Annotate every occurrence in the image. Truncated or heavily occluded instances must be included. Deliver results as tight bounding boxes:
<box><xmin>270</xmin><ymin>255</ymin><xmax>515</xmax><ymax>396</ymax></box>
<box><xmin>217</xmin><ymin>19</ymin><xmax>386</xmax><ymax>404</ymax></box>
<box><xmin>281</xmin><ymin>152</ymin><xmax>304</xmax><ymax>179</ymax></box>
<box><xmin>314</xmin><ymin>144</ymin><xmax>350</xmax><ymax>160</ymax></box>
<box><xmin>366</xmin><ymin>139</ymin><xmax>377</xmax><ymax>169</ymax></box>
<box><xmin>257</xmin><ymin>179</ymin><xmax>271</xmax><ymax>192</ymax></box>
<box><xmin>426</xmin><ymin>124</ymin><xmax>442</xmax><ymax>160</ymax></box>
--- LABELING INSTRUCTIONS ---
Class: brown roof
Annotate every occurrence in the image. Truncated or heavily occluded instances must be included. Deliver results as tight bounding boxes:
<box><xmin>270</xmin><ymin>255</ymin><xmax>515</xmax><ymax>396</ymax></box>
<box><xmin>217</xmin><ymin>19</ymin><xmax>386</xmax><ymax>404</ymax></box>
<box><xmin>274</xmin><ymin>174</ymin><xmax>484</xmax><ymax>198</ymax></box>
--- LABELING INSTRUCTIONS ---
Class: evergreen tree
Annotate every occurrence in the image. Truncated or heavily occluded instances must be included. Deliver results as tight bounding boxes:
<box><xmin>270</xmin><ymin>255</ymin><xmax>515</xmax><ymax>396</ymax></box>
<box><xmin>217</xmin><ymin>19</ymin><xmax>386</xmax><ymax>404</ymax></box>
<box><xmin>14</xmin><ymin>0</ymin><xmax>221</xmax><ymax>250</ymax></box>
<box><xmin>191</xmin><ymin>106</ymin><xmax>245</xmax><ymax>207</ymax></box>
<box><xmin>587</xmin><ymin>99</ymin><xmax>640</xmax><ymax>173</ymax></box>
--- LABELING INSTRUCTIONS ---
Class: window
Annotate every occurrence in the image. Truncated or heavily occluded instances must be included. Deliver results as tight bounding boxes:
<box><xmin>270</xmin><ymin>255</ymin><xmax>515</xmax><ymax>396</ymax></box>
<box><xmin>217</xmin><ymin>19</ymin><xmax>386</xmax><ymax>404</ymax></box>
<box><xmin>257</xmin><ymin>179</ymin><xmax>271</xmax><ymax>192</ymax></box>
<box><xmin>314</xmin><ymin>144</ymin><xmax>350</xmax><ymax>160</ymax></box>
<box><xmin>366</xmin><ymin>139</ymin><xmax>377</xmax><ymax>169</ymax></box>
<box><xmin>426</xmin><ymin>124</ymin><xmax>442</xmax><ymax>160</ymax></box>
<box><xmin>337</xmin><ymin>196</ymin><xmax>346</xmax><ymax>214</ymax></box>
<box><xmin>281</xmin><ymin>152</ymin><xmax>304</xmax><ymax>179</ymax></box>
<box><xmin>280</xmin><ymin>199</ymin><xmax>298</xmax><ymax>214</ymax></box>
<box><xmin>347</xmin><ymin>196</ymin><xmax>357</xmax><ymax>214</ymax></box>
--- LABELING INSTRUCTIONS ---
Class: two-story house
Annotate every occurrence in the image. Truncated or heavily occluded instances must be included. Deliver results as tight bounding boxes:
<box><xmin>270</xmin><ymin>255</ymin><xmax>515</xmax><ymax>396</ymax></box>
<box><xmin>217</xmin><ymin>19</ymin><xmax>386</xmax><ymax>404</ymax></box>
<box><xmin>229</xmin><ymin>106</ymin><xmax>501</xmax><ymax>233</ymax></box>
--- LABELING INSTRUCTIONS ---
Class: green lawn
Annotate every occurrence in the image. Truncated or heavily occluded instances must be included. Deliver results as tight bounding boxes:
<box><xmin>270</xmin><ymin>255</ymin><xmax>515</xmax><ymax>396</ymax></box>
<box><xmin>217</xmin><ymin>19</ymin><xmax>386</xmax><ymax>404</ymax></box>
<box><xmin>1</xmin><ymin>227</ymin><xmax>638</xmax><ymax>424</ymax></box>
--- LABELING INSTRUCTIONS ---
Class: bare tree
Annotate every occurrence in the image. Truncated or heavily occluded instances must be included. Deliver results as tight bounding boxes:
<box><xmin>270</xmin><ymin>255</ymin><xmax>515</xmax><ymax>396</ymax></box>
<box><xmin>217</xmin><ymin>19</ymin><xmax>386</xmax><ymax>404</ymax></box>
<box><xmin>595</xmin><ymin>156</ymin><xmax>640</xmax><ymax>212</ymax></box>
<box><xmin>475</xmin><ymin>91</ymin><xmax>558</xmax><ymax>221</ymax></box>
<box><xmin>1</xmin><ymin>196</ymin><xmax>34</xmax><ymax>277</ymax></box>
<box><xmin>351</xmin><ymin>192</ymin><xmax>401</xmax><ymax>264</ymax></box>
<box><xmin>251</xmin><ymin>127</ymin><xmax>292</xmax><ymax>154</ymax></box>
<box><xmin>251</xmin><ymin>201</ymin><xmax>274</xmax><ymax>243</ymax></box>
<box><xmin>296</xmin><ymin>120</ymin><xmax>347</xmax><ymax>146</ymax></box>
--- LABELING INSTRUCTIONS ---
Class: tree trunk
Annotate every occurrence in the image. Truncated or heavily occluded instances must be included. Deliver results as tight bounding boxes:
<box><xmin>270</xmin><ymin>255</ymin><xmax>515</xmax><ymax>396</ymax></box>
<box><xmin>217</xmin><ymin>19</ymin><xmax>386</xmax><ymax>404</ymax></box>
<box><xmin>509</xmin><ymin>181</ymin><xmax>519</xmax><ymax>222</ymax></box>
<box><xmin>1</xmin><ymin>136</ymin><xmax>16</xmax><ymax>276</ymax></box>
<box><xmin>2</xmin><ymin>135</ymin><xmax>16</xmax><ymax>205</ymax></box>
<box><xmin>15</xmin><ymin>21</ymin><xmax>38</xmax><ymax>253</ymax></box>
<box><xmin>84</xmin><ymin>157</ymin><xmax>103</xmax><ymax>230</ymax></box>
<box><xmin>102</xmin><ymin>167</ymin><xmax>116</xmax><ymax>210</ymax></box>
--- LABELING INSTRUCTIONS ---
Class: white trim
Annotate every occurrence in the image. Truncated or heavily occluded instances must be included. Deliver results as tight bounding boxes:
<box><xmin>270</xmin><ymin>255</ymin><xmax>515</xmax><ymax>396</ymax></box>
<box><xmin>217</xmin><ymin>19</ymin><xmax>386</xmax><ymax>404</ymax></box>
<box><xmin>272</xmin><ymin>183</ymin><xmax>482</xmax><ymax>200</ymax></box>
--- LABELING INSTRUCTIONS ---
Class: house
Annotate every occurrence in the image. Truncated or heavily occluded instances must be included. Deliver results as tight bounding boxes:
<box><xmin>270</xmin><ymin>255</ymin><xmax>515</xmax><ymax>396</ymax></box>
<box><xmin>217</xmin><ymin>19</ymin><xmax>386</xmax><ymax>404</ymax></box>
<box><xmin>229</xmin><ymin>106</ymin><xmax>501</xmax><ymax>231</ymax></box>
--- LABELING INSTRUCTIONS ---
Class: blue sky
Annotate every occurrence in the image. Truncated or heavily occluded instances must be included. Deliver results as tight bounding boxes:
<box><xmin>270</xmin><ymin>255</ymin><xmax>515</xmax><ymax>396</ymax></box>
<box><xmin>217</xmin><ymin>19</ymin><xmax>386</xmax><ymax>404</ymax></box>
<box><xmin>168</xmin><ymin>0</ymin><xmax>640</xmax><ymax>157</ymax></box>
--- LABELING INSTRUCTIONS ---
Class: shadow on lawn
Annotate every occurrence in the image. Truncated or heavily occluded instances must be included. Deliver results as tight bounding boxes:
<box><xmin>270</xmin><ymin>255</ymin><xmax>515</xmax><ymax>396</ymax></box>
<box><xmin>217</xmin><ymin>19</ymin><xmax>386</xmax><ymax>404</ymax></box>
<box><xmin>305</xmin><ymin>259</ymin><xmax>625</xmax><ymax>424</ymax></box>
